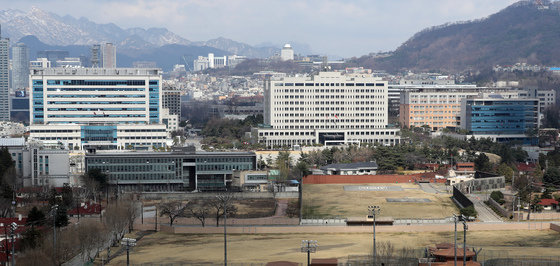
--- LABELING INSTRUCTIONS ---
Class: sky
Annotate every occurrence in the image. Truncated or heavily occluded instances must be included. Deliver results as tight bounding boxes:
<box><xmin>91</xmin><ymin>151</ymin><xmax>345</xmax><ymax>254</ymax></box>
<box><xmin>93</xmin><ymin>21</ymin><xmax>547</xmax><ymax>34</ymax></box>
<box><xmin>4</xmin><ymin>0</ymin><xmax>519</xmax><ymax>57</ymax></box>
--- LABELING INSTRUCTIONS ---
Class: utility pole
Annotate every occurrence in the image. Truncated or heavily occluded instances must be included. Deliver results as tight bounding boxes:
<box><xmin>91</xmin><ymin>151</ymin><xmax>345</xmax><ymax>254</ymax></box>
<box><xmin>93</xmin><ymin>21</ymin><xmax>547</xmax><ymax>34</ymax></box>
<box><xmin>154</xmin><ymin>207</ymin><xmax>158</xmax><ymax>231</ymax></box>
<box><xmin>368</xmin><ymin>205</ymin><xmax>380</xmax><ymax>265</ymax></box>
<box><xmin>216</xmin><ymin>194</ymin><xmax>234</xmax><ymax>266</ymax></box>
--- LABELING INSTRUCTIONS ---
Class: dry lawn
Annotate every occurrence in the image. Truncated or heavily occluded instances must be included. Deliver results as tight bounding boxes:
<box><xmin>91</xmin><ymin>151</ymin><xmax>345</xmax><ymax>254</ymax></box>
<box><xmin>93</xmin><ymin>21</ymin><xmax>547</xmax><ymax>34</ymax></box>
<box><xmin>303</xmin><ymin>183</ymin><xmax>457</xmax><ymax>219</ymax></box>
<box><xmin>106</xmin><ymin>230</ymin><xmax>560</xmax><ymax>265</ymax></box>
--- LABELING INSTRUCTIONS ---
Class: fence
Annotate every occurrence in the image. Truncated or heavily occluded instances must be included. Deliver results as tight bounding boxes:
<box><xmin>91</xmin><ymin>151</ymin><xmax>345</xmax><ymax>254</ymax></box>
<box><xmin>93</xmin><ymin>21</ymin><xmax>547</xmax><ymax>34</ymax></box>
<box><xmin>300</xmin><ymin>218</ymin><xmax>347</xmax><ymax>225</ymax></box>
<box><xmin>394</xmin><ymin>217</ymin><xmax>454</xmax><ymax>225</ymax></box>
<box><xmin>486</xmin><ymin>197</ymin><xmax>511</xmax><ymax>217</ymax></box>
<box><xmin>453</xmin><ymin>186</ymin><xmax>473</xmax><ymax>208</ymax></box>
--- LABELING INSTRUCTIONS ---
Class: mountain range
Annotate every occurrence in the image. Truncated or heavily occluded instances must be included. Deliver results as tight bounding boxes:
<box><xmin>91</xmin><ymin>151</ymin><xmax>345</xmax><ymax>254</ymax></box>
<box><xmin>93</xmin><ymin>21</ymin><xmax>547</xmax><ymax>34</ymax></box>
<box><xmin>351</xmin><ymin>0</ymin><xmax>560</xmax><ymax>73</ymax></box>
<box><xmin>0</xmin><ymin>7</ymin><xmax>283</xmax><ymax>70</ymax></box>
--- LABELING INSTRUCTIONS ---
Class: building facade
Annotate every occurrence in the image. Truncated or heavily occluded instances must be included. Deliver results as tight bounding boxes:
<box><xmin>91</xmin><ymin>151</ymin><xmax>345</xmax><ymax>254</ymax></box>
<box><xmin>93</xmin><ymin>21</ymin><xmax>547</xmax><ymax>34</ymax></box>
<box><xmin>29</xmin><ymin>68</ymin><xmax>169</xmax><ymax>150</ymax></box>
<box><xmin>280</xmin><ymin>44</ymin><xmax>294</xmax><ymax>61</ymax></box>
<box><xmin>399</xmin><ymin>86</ymin><xmax>493</xmax><ymax>130</ymax></box>
<box><xmin>162</xmin><ymin>87</ymin><xmax>181</xmax><ymax>117</ymax></box>
<box><xmin>0</xmin><ymin>32</ymin><xmax>9</xmax><ymax>121</ymax></box>
<box><xmin>11</xmin><ymin>43</ymin><xmax>29</xmax><ymax>91</ymax></box>
<box><xmin>253</xmin><ymin>72</ymin><xmax>400</xmax><ymax>147</ymax></box>
<box><xmin>459</xmin><ymin>97</ymin><xmax>539</xmax><ymax>144</ymax></box>
<box><xmin>102</xmin><ymin>43</ymin><xmax>116</xmax><ymax>68</ymax></box>
<box><xmin>85</xmin><ymin>148</ymin><xmax>256</xmax><ymax>192</ymax></box>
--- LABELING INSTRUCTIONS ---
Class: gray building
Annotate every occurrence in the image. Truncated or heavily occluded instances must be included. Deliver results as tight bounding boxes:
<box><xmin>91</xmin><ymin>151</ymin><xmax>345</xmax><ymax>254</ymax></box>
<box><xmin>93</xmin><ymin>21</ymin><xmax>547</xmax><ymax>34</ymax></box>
<box><xmin>85</xmin><ymin>147</ymin><xmax>256</xmax><ymax>192</ymax></box>
<box><xmin>163</xmin><ymin>87</ymin><xmax>182</xmax><ymax>117</ymax></box>
<box><xmin>11</xmin><ymin>43</ymin><xmax>29</xmax><ymax>91</ymax></box>
<box><xmin>319</xmin><ymin>161</ymin><xmax>378</xmax><ymax>175</ymax></box>
<box><xmin>0</xmin><ymin>28</ymin><xmax>9</xmax><ymax>121</ymax></box>
<box><xmin>0</xmin><ymin>138</ymin><xmax>71</xmax><ymax>187</ymax></box>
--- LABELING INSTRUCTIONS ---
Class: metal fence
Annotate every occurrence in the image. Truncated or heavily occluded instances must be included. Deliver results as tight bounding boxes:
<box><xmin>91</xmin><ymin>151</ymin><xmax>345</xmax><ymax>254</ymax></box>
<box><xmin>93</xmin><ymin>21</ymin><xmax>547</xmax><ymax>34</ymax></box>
<box><xmin>394</xmin><ymin>217</ymin><xmax>454</xmax><ymax>225</ymax></box>
<box><xmin>300</xmin><ymin>218</ymin><xmax>347</xmax><ymax>225</ymax></box>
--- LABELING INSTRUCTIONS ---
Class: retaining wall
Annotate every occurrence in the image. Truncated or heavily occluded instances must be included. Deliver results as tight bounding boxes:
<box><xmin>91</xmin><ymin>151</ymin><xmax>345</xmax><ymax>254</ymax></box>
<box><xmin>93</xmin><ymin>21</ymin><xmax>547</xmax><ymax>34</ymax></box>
<box><xmin>302</xmin><ymin>173</ymin><xmax>436</xmax><ymax>184</ymax></box>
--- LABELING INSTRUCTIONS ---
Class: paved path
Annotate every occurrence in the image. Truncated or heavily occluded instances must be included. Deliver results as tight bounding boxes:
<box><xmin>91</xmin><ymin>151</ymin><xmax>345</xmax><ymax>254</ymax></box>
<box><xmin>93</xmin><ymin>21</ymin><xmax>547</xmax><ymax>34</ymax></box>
<box><xmin>468</xmin><ymin>195</ymin><xmax>503</xmax><ymax>223</ymax></box>
<box><xmin>419</xmin><ymin>183</ymin><xmax>438</xmax><ymax>194</ymax></box>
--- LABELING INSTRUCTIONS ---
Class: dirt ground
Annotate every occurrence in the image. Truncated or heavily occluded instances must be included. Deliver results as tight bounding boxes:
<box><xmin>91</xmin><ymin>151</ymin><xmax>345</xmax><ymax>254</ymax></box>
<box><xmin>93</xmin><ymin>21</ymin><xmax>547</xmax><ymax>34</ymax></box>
<box><xmin>106</xmin><ymin>230</ymin><xmax>560</xmax><ymax>265</ymax></box>
<box><xmin>302</xmin><ymin>183</ymin><xmax>457</xmax><ymax>219</ymax></box>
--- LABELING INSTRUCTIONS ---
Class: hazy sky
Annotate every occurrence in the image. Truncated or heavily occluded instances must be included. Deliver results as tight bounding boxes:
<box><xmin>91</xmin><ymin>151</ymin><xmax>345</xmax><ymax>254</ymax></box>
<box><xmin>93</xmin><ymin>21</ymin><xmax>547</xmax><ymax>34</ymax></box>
<box><xmin>5</xmin><ymin>0</ymin><xmax>519</xmax><ymax>57</ymax></box>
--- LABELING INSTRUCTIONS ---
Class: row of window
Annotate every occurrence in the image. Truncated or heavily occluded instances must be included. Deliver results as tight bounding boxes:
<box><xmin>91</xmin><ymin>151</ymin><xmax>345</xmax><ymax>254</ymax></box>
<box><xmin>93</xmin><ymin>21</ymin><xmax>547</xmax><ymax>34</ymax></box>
<box><xmin>274</xmin><ymin>82</ymin><xmax>384</xmax><ymax>87</ymax></box>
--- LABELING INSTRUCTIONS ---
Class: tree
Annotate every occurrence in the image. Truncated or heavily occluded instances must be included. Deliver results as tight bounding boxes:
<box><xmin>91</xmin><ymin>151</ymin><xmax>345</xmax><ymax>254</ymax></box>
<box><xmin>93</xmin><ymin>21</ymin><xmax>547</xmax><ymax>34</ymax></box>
<box><xmin>474</xmin><ymin>153</ymin><xmax>492</xmax><ymax>172</ymax></box>
<box><xmin>543</xmin><ymin>167</ymin><xmax>560</xmax><ymax>187</ymax></box>
<box><xmin>20</xmin><ymin>227</ymin><xmax>42</xmax><ymax>250</ymax></box>
<box><xmin>188</xmin><ymin>200</ymin><xmax>210</xmax><ymax>227</ymax></box>
<box><xmin>496</xmin><ymin>163</ymin><xmax>514</xmax><ymax>184</ymax></box>
<box><xmin>490</xmin><ymin>190</ymin><xmax>505</xmax><ymax>205</ymax></box>
<box><xmin>54</xmin><ymin>206</ymin><xmax>69</xmax><ymax>227</ymax></box>
<box><xmin>209</xmin><ymin>194</ymin><xmax>237</xmax><ymax>227</ymax></box>
<box><xmin>27</xmin><ymin>207</ymin><xmax>46</xmax><ymax>226</ymax></box>
<box><xmin>158</xmin><ymin>201</ymin><xmax>189</xmax><ymax>226</ymax></box>
<box><xmin>76</xmin><ymin>220</ymin><xmax>108</xmax><ymax>262</ymax></box>
<box><xmin>104</xmin><ymin>202</ymin><xmax>130</xmax><ymax>246</ymax></box>
<box><xmin>285</xmin><ymin>200</ymin><xmax>299</xmax><ymax>218</ymax></box>
<box><xmin>460</xmin><ymin>206</ymin><xmax>478</xmax><ymax>217</ymax></box>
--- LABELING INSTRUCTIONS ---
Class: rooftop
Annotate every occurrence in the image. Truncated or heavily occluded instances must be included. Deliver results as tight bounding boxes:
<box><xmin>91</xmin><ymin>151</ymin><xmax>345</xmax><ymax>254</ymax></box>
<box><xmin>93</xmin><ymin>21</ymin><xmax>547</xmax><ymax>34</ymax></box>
<box><xmin>320</xmin><ymin>161</ymin><xmax>378</xmax><ymax>171</ymax></box>
<box><xmin>31</xmin><ymin>67</ymin><xmax>161</xmax><ymax>76</ymax></box>
<box><xmin>0</xmin><ymin>137</ymin><xmax>25</xmax><ymax>147</ymax></box>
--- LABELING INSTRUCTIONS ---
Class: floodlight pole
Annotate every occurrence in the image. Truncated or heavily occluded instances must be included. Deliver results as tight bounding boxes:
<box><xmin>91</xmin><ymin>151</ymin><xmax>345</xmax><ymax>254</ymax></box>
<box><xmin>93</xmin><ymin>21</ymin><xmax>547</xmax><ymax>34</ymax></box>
<box><xmin>52</xmin><ymin>205</ymin><xmax>58</xmax><ymax>262</ymax></box>
<box><xmin>453</xmin><ymin>214</ymin><xmax>457</xmax><ymax>266</ymax></box>
<box><xmin>368</xmin><ymin>205</ymin><xmax>380</xmax><ymax>265</ymax></box>
<box><xmin>462</xmin><ymin>214</ymin><xmax>468</xmax><ymax>266</ymax></box>
<box><xmin>10</xmin><ymin>223</ymin><xmax>17</xmax><ymax>266</ymax></box>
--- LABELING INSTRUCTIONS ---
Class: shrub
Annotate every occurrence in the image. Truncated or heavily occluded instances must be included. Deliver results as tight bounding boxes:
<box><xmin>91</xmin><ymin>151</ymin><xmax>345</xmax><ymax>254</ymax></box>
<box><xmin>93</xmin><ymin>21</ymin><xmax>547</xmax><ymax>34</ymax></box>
<box><xmin>460</xmin><ymin>205</ymin><xmax>478</xmax><ymax>217</ymax></box>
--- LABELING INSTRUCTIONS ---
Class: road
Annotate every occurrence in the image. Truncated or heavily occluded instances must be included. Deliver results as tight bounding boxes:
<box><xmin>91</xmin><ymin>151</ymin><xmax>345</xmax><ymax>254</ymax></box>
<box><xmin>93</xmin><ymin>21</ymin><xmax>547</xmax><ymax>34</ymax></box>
<box><xmin>467</xmin><ymin>194</ymin><xmax>503</xmax><ymax>223</ymax></box>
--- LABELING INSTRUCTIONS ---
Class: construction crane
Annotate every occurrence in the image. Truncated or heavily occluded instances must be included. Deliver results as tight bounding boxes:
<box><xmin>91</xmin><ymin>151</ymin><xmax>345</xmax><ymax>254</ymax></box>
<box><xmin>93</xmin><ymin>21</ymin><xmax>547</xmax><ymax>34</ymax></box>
<box><xmin>182</xmin><ymin>55</ymin><xmax>194</xmax><ymax>72</ymax></box>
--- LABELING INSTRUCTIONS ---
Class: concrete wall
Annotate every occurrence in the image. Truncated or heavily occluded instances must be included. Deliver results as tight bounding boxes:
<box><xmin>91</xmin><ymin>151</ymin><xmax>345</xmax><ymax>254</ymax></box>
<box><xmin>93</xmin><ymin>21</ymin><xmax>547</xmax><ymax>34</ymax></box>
<box><xmin>551</xmin><ymin>223</ymin><xmax>560</xmax><ymax>233</ymax></box>
<box><xmin>137</xmin><ymin>191</ymin><xmax>298</xmax><ymax>200</ymax></box>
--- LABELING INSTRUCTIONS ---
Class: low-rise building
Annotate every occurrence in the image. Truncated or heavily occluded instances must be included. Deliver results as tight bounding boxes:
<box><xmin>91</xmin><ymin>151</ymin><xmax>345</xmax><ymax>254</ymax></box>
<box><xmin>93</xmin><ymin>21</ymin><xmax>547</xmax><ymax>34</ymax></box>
<box><xmin>319</xmin><ymin>162</ymin><xmax>378</xmax><ymax>175</ymax></box>
<box><xmin>85</xmin><ymin>147</ymin><xmax>256</xmax><ymax>192</ymax></box>
<box><xmin>232</xmin><ymin>170</ymin><xmax>270</xmax><ymax>192</ymax></box>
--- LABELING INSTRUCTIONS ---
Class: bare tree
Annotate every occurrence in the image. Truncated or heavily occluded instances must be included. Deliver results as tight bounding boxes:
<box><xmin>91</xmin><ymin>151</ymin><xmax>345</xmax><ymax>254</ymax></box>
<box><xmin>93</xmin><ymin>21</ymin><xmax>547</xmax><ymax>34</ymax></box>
<box><xmin>188</xmin><ymin>200</ymin><xmax>210</xmax><ymax>227</ymax></box>
<box><xmin>104</xmin><ymin>203</ymin><xmax>130</xmax><ymax>246</ymax></box>
<box><xmin>120</xmin><ymin>198</ymin><xmax>140</xmax><ymax>231</ymax></box>
<box><xmin>158</xmin><ymin>200</ymin><xmax>189</xmax><ymax>226</ymax></box>
<box><xmin>77</xmin><ymin>220</ymin><xmax>108</xmax><ymax>262</ymax></box>
<box><xmin>209</xmin><ymin>194</ymin><xmax>237</xmax><ymax>227</ymax></box>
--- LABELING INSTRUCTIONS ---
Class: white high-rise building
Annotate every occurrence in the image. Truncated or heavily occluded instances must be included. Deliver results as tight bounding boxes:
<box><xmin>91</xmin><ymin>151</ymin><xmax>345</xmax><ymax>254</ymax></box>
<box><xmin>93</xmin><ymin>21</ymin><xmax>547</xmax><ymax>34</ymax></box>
<box><xmin>280</xmin><ymin>44</ymin><xmax>294</xmax><ymax>61</ymax></box>
<box><xmin>252</xmin><ymin>72</ymin><xmax>400</xmax><ymax>147</ymax></box>
<box><xmin>29</xmin><ymin>68</ymin><xmax>171</xmax><ymax>150</ymax></box>
<box><xmin>102</xmin><ymin>43</ymin><xmax>117</xmax><ymax>68</ymax></box>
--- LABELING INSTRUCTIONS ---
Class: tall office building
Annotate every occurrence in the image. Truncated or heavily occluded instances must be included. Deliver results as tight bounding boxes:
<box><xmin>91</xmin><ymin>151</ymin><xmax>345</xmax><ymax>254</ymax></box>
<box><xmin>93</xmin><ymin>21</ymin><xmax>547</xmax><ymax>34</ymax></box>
<box><xmin>102</xmin><ymin>43</ymin><xmax>116</xmax><ymax>68</ymax></box>
<box><xmin>29</xmin><ymin>68</ymin><xmax>169</xmax><ymax>150</ymax></box>
<box><xmin>280</xmin><ymin>44</ymin><xmax>294</xmax><ymax>61</ymax></box>
<box><xmin>12</xmin><ymin>43</ymin><xmax>29</xmax><ymax>91</ymax></box>
<box><xmin>460</xmin><ymin>97</ymin><xmax>539</xmax><ymax>144</ymax></box>
<box><xmin>0</xmin><ymin>28</ymin><xmax>9</xmax><ymax>121</ymax></box>
<box><xmin>163</xmin><ymin>87</ymin><xmax>182</xmax><ymax>117</ymax></box>
<box><xmin>252</xmin><ymin>72</ymin><xmax>400</xmax><ymax>147</ymax></box>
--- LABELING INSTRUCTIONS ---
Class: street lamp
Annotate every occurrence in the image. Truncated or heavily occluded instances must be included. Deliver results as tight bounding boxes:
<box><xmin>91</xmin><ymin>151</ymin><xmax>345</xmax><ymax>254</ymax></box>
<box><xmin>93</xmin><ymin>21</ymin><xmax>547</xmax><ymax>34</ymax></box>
<box><xmin>300</xmin><ymin>240</ymin><xmax>318</xmax><ymax>266</ymax></box>
<box><xmin>453</xmin><ymin>214</ymin><xmax>458</xmax><ymax>266</ymax></box>
<box><xmin>368</xmin><ymin>205</ymin><xmax>380</xmax><ymax>265</ymax></box>
<box><xmin>120</xmin><ymin>238</ymin><xmax>136</xmax><ymax>266</ymax></box>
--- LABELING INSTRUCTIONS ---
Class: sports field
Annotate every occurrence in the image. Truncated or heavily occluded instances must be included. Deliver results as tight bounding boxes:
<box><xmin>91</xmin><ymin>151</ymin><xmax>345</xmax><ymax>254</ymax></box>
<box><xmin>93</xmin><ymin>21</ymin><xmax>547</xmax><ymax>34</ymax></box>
<box><xmin>106</xmin><ymin>230</ymin><xmax>560</xmax><ymax>265</ymax></box>
<box><xmin>302</xmin><ymin>183</ymin><xmax>457</xmax><ymax>219</ymax></box>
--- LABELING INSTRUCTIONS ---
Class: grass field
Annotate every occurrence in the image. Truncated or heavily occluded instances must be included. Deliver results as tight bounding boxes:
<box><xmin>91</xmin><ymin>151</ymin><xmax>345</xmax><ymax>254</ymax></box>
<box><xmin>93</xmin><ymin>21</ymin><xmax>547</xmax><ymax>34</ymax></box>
<box><xmin>302</xmin><ymin>183</ymin><xmax>457</xmax><ymax>219</ymax></box>
<box><xmin>106</xmin><ymin>230</ymin><xmax>560</xmax><ymax>265</ymax></box>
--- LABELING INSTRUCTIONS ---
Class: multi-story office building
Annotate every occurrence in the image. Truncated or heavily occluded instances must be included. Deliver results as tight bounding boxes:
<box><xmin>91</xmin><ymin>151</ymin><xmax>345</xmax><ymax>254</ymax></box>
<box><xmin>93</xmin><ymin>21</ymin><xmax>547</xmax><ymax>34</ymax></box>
<box><xmin>102</xmin><ymin>43</ymin><xmax>117</xmax><ymax>68</ymax></box>
<box><xmin>11</xmin><ymin>43</ymin><xmax>29</xmax><ymax>91</ymax></box>
<box><xmin>252</xmin><ymin>72</ymin><xmax>400</xmax><ymax>147</ymax></box>
<box><xmin>459</xmin><ymin>96</ymin><xmax>539</xmax><ymax>144</ymax></box>
<box><xmin>10</xmin><ymin>91</ymin><xmax>29</xmax><ymax>123</ymax></box>
<box><xmin>399</xmin><ymin>86</ymin><xmax>506</xmax><ymax>130</ymax></box>
<box><xmin>193</xmin><ymin>54</ymin><xmax>246</xmax><ymax>71</ymax></box>
<box><xmin>0</xmin><ymin>30</ymin><xmax>9</xmax><ymax>121</ymax></box>
<box><xmin>29</xmin><ymin>67</ymin><xmax>169</xmax><ymax>150</ymax></box>
<box><xmin>85</xmin><ymin>147</ymin><xmax>256</xmax><ymax>192</ymax></box>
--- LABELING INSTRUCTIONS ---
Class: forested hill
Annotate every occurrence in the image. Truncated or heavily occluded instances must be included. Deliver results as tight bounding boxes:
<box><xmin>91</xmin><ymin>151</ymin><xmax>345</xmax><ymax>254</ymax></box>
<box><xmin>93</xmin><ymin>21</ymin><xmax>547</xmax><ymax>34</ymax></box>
<box><xmin>350</xmin><ymin>1</ymin><xmax>560</xmax><ymax>73</ymax></box>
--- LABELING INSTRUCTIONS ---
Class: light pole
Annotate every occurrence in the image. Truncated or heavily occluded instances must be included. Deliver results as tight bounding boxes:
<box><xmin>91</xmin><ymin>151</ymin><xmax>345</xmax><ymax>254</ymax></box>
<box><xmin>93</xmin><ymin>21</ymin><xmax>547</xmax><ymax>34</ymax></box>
<box><xmin>216</xmin><ymin>194</ymin><xmax>233</xmax><ymax>266</ymax></box>
<box><xmin>368</xmin><ymin>205</ymin><xmax>380</xmax><ymax>265</ymax></box>
<box><xmin>453</xmin><ymin>214</ymin><xmax>459</xmax><ymax>266</ymax></box>
<box><xmin>120</xmin><ymin>238</ymin><xmax>136</xmax><ymax>266</ymax></box>
<box><xmin>300</xmin><ymin>240</ymin><xmax>318</xmax><ymax>266</ymax></box>
<box><xmin>51</xmin><ymin>204</ymin><xmax>58</xmax><ymax>263</ymax></box>
<box><xmin>461</xmin><ymin>215</ymin><xmax>468</xmax><ymax>266</ymax></box>
<box><xmin>9</xmin><ymin>222</ymin><xmax>17</xmax><ymax>266</ymax></box>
